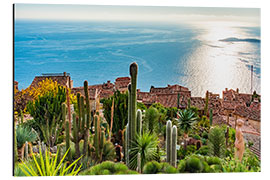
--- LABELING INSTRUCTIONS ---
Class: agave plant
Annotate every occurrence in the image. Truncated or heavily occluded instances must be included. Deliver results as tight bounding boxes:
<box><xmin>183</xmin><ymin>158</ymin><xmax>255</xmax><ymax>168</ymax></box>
<box><xmin>19</xmin><ymin>148</ymin><xmax>82</xmax><ymax>176</ymax></box>
<box><xmin>177</xmin><ymin>109</ymin><xmax>198</xmax><ymax>137</ymax></box>
<box><xmin>129</xmin><ymin>132</ymin><xmax>159</xmax><ymax>170</ymax></box>
<box><xmin>16</xmin><ymin>125</ymin><xmax>37</xmax><ymax>149</ymax></box>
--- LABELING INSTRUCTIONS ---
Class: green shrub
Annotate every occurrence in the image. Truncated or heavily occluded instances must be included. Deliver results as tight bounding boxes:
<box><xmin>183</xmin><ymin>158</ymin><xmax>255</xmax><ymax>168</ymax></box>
<box><xmin>177</xmin><ymin>160</ymin><xmax>186</xmax><ymax>173</ymax></box>
<box><xmin>79</xmin><ymin>161</ymin><xmax>138</xmax><ymax>175</ymax></box>
<box><xmin>202</xmin><ymin>131</ymin><xmax>208</xmax><ymax>139</ymax></box>
<box><xmin>195</xmin><ymin>146</ymin><xmax>209</xmax><ymax>156</ymax></box>
<box><xmin>202</xmin><ymin>161</ymin><xmax>210</xmax><ymax>173</ymax></box>
<box><xmin>192</xmin><ymin>134</ymin><xmax>201</xmax><ymax>140</ymax></box>
<box><xmin>185</xmin><ymin>156</ymin><xmax>203</xmax><ymax>173</ymax></box>
<box><xmin>142</xmin><ymin>161</ymin><xmax>161</xmax><ymax>174</ymax></box>
<box><xmin>142</xmin><ymin>161</ymin><xmax>177</xmax><ymax>174</ymax></box>
<box><xmin>206</xmin><ymin>156</ymin><xmax>221</xmax><ymax>166</ymax></box>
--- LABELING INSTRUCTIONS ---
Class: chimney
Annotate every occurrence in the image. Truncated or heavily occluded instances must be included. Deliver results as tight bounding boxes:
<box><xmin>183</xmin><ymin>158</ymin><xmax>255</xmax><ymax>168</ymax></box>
<box><xmin>64</xmin><ymin>72</ymin><xmax>67</xmax><ymax>76</ymax></box>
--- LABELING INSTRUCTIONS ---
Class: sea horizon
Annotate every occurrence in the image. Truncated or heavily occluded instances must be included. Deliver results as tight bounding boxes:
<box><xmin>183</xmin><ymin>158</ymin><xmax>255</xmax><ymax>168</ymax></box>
<box><xmin>14</xmin><ymin>18</ymin><xmax>260</xmax><ymax>97</ymax></box>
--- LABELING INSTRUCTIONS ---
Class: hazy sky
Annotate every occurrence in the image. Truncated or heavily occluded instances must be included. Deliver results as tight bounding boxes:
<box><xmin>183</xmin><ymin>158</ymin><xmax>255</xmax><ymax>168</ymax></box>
<box><xmin>14</xmin><ymin>4</ymin><xmax>260</xmax><ymax>26</ymax></box>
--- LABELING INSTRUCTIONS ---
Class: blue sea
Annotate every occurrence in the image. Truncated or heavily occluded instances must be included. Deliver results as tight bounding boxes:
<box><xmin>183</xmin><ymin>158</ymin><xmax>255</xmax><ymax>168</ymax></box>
<box><xmin>14</xmin><ymin>20</ymin><xmax>260</xmax><ymax>97</ymax></box>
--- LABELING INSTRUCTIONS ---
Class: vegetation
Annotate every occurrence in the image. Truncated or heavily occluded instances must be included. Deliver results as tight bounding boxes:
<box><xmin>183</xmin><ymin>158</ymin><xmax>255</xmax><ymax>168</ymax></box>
<box><xmin>27</xmin><ymin>85</ymin><xmax>66</xmax><ymax>147</ymax></box>
<box><xmin>16</xmin><ymin>125</ymin><xmax>37</xmax><ymax>149</ymax></box>
<box><xmin>208</xmin><ymin>126</ymin><xmax>226</xmax><ymax>158</ymax></box>
<box><xmin>177</xmin><ymin>109</ymin><xmax>198</xmax><ymax>136</ymax></box>
<box><xmin>13</xmin><ymin>62</ymin><xmax>260</xmax><ymax>176</ymax></box>
<box><xmin>79</xmin><ymin>161</ymin><xmax>138</xmax><ymax>175</ymax></box>
<box><xmin>142</xmin><ymin>161</ymin><xmax>178</xmax><ymax>174</ymax></box>
<box><xmin>129</xmin><ymin>132</ymin><xmax>159</xmax><ymax>170</ymax></box>
<box><xmin>144</xmin><ymin>107</ymin><xmax>159</xmax><ymax>133</ymax></box>
<box><xmin>18</xmin><ymin>148</ymin><xmax>82</xmax><ymax>176</ymax></box>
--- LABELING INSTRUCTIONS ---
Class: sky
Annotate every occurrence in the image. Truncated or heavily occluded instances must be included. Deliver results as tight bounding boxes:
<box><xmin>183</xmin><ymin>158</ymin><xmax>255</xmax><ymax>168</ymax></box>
<box><xmin>14</xmin><ymin>4</ymin><xmax>260</xmax><ymax>26</ymax></box>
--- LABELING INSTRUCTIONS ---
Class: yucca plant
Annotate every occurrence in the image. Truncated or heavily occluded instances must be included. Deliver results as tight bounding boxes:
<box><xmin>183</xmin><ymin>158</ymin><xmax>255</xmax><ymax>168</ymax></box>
<box><xmin>16</xmin><ymin>125</ymin><xmax>37</xmax><ymax>149</ymax></box>
<box><xmin>19</xmin><ymin>148</ymin><xmax>82</xmax><ymax>176</ymax></box>
<box><xmin>129</xmin><ymin>132</ymin><xmax>159</xmax><ymax>170</ymax></box>
<box><xmin>177</xmin><ymin>109</ymin><xmax>198</xmax><ymax>137</ymax></box>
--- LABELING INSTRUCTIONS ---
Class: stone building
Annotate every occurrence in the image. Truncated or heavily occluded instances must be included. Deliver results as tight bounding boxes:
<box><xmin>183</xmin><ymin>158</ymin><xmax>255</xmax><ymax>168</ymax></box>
<box><xmin>138</xmin><ymin>84</ymin><xmax>191</xmax><ymax>108</ymax></box>
<box><xmin>30</xmin><ymin>72</ymin><xmax>73</xmax><ymax>89</ymax></box>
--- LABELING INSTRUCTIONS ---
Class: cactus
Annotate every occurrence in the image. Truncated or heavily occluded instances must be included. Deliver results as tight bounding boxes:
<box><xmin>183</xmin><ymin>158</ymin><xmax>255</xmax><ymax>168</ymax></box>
<box><xmin>65</xmin><ymin>81</ymin><xmax>92</xmax><ymax>160</ymax></box>
<box><xmin>99</xmin><ymin>130</ymin><xmax>105</xmax><ymax>161</ymax></box>
<box><xmin>83</xmin><ymin>81</ymin><xmax>91</xmax><ymax>156</ymax></box>
<box><xmin>94</xmin><ymin>115</ymin><xmax>100</xmax><ymax>158</ymax></box>
<box><xmin>20</xmin><ymin>109</ymin><xmax>24</xmax><ymax>124</ymax></box>
<box><xmin>125</xmin><ymin>123</ymin><xmax>129</xmax><ymax>164</ymax></box>
<box><xmin>204</xmin><ymin>91</ymin><xmax>209</xmax><ymax>116</ymax></box>
<box><xmin>14</xmin><ymin>117</ymin><xmax>18</xmax><ymax>163</ymax></box>
<box><xmin>127</xmin><ymin>62</ymin><xmax>138</xmax><ymax>168</ymax></box>
<box><xmin>130</xmin><ymin>62</ymin><xmax>138</xmax><ymax>143</ymax></box>
<box><xmin>172</xmin><ymin>125</ymin><xmax>177</xmax><ymax>167</ymax></box>
<box><xmin>177</xmin><ymin>93</ymin><xmax>180</xmax><ymax>109</ymax></box>
<box><xmin>137</xmin><ymin>152</ymin><xmax>141</xmax><ymax>173</ymax></box>
<box><xmin>25</xmin><ymin>141</ymin><xmax>28</xmax><ymax>160</ymax></box>
<box><xmin>166</xmin><ymin>121</ymin><xmax>177</xmax><ymax>166</ymax></box>
<box><xmin>166</xmin><ymin>120</ymin><xmax>172</xmax><ymax>164</ymax></box>
<box><xmin>136</xmin><ymin>109</ymin><xmax>142</xmax><ymax>136</ymax></box>
<box><xmin>209</xmin><ymin>108</ymin><xmax>213</xmax><ymax>126</ymax></box>
<box><xmin>188</xmin><ymin>98</ymin><xmax>191</xmax><ymax>109</ymax></box>
<box><xmin>65</xmin><ymin>120</ymin><xmax>72</xmax><ymax>162</ymax></box>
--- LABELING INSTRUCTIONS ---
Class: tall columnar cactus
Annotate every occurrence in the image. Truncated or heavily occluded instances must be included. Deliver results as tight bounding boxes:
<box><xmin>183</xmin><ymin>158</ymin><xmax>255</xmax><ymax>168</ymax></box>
<box><xmin>125</xmin><ymin>123</ymin><xmax>129</xmax><ymax>164</ymax></box>
<box><xmin>172</xmin><ymin>125</ymin><xmax>177</xmax><ymax>167</ymax></box>
<box><xmin>25</xmin><ymin>141</ymin><xmax>28</xmax><ymax>160</ymax></box>
<box><xmin>83</xmin><ymin>80</ymin><xmax>91</xmax><ymax>156</ymax></box>
<box><xmin>14</xmin><ymin>116</ymin><xmax>18</xmax><ymax>163</ymax></box>
<box><xmin>177</xmin><ymin>93</ymin><xmax>180</xmax><ymax>109</ymax></box>
<box><xmin>127</xmin><ymin>84</ymin><xmax>131</xmax><ymax>157</ymax></box>
<box><xmin>130</xmin><ymin>62</ymin><xmax>138</xmax><ymax>143</ymax></box>
<box><xmin>166</xmin><ymin>120</ymin><xmax>172</xmax><ymax>164</ymax></box>
<box><xmin>188</xmin><ymin>98</ymin><xmax>191</xmax><ymax>109</ymax></box>
<box><xmin>94</xmin><ymin>115</ymin><xmax>100</xmax><ymax>158</ymax></box>
<box><xmin>65</xmin><ymin>81</ymin><xmax>92</xmax><ymax>160</ymax></box>
<box><xmin>137</xmin><ymin>152</ymin><xmax>141</xmax><ymax>173</ymax></box>
<box><xmin>65</xmin><ymin>120</ymin><xmax>72</xmax><ymax>162</ymax></box>
<box><xmin>99</xmin><ymin>130</ymin><xmax>105</xmax><ymax>161</ymax></box>
<box><xmin>20</xmin><ymin>109</ymin><xmax>24</xmax><ymax>124</ymax></box>
<box><xmin>204</xmin><ymin>91</ymin><xmax>209</xmax><ymax>116</ymax></box>
<box><xmin>127</xmin><ymin>62</ymin><xmax>138</xmax><ymax>168</ymax></box>
<box><xmin>136</xmin><ymin>109</ymin><xmax>142</xmax><ymax>136</ymax></box>
<box><xmin>209</xmin><ymin>108</ymin><xmax>213</xmax><ymax>126</ymax></box>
